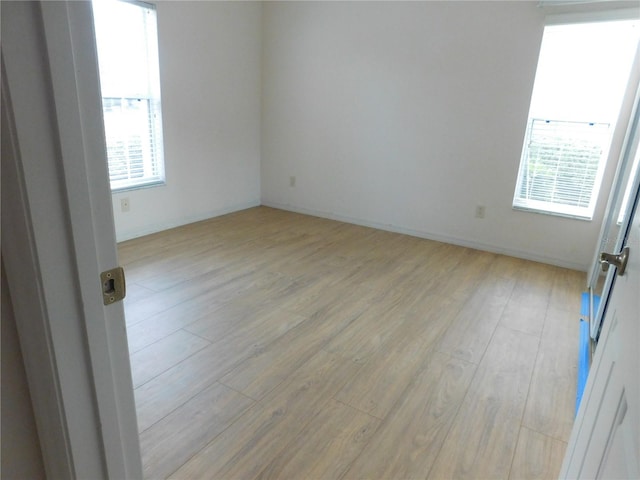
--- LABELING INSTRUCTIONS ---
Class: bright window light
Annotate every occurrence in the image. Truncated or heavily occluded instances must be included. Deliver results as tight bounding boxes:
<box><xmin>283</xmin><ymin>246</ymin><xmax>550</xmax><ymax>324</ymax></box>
<box><xmin>513</xmin><ymin>19</ymin><xmax>639</xmax><ymax>220</ymax></box>
<box><xmin>92</xmin><ymin>0</ymin><xmax>165</xmax><ymax>192</ymax></box>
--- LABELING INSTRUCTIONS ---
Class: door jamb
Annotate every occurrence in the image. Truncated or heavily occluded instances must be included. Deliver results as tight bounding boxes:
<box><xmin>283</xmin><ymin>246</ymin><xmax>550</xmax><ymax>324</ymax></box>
<box><xmin>1</xmin><ymin>2</ymin><xmax>142</xmax><ymax>478</ymax></box>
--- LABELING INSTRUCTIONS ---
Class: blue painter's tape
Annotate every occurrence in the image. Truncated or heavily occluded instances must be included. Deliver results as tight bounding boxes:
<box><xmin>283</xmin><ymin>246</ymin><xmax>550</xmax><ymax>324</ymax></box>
<box><xmin>576</xmin><ymin>319</ymin><xmax>590</xmax><ymax>415</ymax></box>
<box><xmin>580</xmin><ymin>292</ymin><xmax>589</xmax><ymax>318</ymax></box>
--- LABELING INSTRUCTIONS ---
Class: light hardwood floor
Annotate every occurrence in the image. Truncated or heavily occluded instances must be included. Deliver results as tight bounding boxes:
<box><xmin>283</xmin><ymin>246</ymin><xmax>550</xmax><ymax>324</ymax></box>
<box><xmin>119</xmin><ymin>206</ymin><xmax>583</xmax><ymax>479</ymax></box>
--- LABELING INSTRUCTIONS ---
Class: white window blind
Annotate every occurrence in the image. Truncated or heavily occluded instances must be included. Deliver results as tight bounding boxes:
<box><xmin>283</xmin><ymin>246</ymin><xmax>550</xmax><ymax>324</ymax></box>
<box><xmin>93</xmin><ymin>0</ymin><xmax>165</xmax><ymax>191</ymax></box>
<box><xmin>513</xmin><ymin>119</ymin><xmax>610</xmax><ymax>219</ymax></box>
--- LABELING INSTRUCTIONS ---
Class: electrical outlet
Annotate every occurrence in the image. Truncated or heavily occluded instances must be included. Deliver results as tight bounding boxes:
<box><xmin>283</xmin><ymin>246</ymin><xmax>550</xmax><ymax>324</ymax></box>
<box><xmin>475</xmin><ymin>205</ymin><xmax>485</xmax><ymax>219</ymax></box>
<box><xmin>290</xmin><ymin>176</ymin><xmax>296</xmax><ymax>187</ymax></box>
<box><xmin>121</xmin><ymin>198</ymin><xmax>130</xmax><ymax>212</ymax></box>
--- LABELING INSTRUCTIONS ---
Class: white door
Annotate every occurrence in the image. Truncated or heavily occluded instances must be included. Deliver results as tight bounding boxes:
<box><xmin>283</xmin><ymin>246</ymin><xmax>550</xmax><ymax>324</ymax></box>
<box><xmin>560</xmin><ymin>163</ymin><xmax>640</xmax><ymax>476</ymax></box>
<box><xmin>2</xmin><ymin>2</ymin><xmax>141</xmax><ymax>478</ymax></box>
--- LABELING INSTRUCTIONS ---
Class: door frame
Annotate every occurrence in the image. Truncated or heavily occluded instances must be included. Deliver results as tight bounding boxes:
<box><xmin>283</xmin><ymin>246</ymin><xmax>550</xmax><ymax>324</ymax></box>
<box><xmin>561</xmin><ymin>156</ymin><xmax>640</xmax><ymax>478</ymax></box>
<box><xmin>586</xmin><ymin>44</ymin><xmax>640</xmax><ymax>340</ymax></box>
<box><xmin>562</xmin><ymin>40</ymin><xmax>640</xmax><ymax>479</ymax></box>
<box><xmin>1</xmin><ymin>2</ymin><xmax>141</xmax><ymax>478</ymax></box>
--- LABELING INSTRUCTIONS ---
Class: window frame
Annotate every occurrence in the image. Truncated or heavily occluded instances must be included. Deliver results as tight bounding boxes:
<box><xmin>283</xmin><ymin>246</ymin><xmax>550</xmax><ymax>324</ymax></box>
<box><xmin>512</xmin><ymin>14</ymin><xmax>639</xmax><ymax>221</ymax></box>
<box><xmin>93</xmin><ymin>0</ymin><xmax>166</xmax><ymax>193</ymax></box>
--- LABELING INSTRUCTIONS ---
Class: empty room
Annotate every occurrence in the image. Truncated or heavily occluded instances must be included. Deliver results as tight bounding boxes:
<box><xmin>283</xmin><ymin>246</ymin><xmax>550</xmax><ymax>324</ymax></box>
<box><xmin>2</xmin><ymin>1</ymin><xmax>639</xmax><ymax>479</ymax></box>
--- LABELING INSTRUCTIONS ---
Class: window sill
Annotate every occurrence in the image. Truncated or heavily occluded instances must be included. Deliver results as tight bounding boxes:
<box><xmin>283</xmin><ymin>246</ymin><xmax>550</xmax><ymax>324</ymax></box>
<box><xmin>512</xmin><ymin>205</ymin><xmax>593</xmax><ymax>222</ymax></box>
<box><xmin>111</xmin><ymin>180</ymin><xmax>166</xmax><ymax>194</ymax></box>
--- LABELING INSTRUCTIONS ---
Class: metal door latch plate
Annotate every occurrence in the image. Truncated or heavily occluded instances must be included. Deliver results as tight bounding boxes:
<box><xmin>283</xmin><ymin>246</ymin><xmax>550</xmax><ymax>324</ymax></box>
<box><xmin>100</xmin><ymin>266</ymin><xmax>126</xmax><ymax>305</ymax></box>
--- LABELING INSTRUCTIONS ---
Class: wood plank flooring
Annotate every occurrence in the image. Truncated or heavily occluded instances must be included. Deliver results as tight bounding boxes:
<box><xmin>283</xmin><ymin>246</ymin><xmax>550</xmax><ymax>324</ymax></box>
<box><xmin>119</xmin><ymin>206</ymin><xmax>584</xmax><ymax>479</ymax></box>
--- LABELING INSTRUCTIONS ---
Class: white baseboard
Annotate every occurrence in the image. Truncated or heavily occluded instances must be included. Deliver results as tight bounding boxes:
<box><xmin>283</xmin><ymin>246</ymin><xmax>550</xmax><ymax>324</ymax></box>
<box><xmin>115</xmin><ymin>200</ymin><xmax>261</xmax><ymax>243</ymax></box>
<box><xmin>116</xmin><ymin>198</ymin><xmax>588</xmax><ymax>271</ymax></box>
<box><xmin>261</xmin><ymin>200</ymin><xmax>588</xmax><ymax>272</ymax></box>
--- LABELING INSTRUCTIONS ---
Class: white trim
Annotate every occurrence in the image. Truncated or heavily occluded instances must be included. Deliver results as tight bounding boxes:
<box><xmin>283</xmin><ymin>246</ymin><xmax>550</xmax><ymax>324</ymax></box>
<box><xmin>512</xmin><ymin>204</ymin><xmax>592</xmax><ymax>222</ymax></box>
<box><xmin>588</xmin><ymin>48</ymin><xmax>640</xmax><ymax>290</ymax></box>
<box><xmin>2</xmin><ymin>2</ymin><xmax>106</xmax><ymax>476</ymax></box>
<box><xmin>542</xmin><ymin>4</ymin><xmax>639</xmax><ymax>25</ymax></box>
<box><xmin>545</xmin><ymin>7</ymin><xmax>640</xmax><ymax>25</ymax></box>
<box><xmin>114</xmin><ymin>200</ymin><xmax>261</xmax><ymax>242</ymax></box>
<box><xmin>261</xmin><ymin>201</ymin><xmax>587</xmax><ymax>271</ymax></box>
<box><xmin>40</xmin><ymin>2</ymin><xmax>142</xmax><ymax>477</ymax></box>
<box><xmin>111</xmin><ymin>179</ymin><xmax>166</xmax><ymax>194</ymax></box>
<box><xmin>589</xmin><ymin>80</ymin><xmax>640</xmax><ymax>340</ymax></box>
<box><xmin>2</xmin><ymin>2</ymin><xmax>142</xmax><ymax>478</ymax></box>
<box><xmin>1</xmin><ymin>53</ymin><xmax>75</xmax><ymax>480</ymax></box>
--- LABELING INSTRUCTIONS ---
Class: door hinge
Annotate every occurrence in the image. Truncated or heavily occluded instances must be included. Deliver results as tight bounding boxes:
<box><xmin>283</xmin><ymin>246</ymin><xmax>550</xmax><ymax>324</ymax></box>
<box><xmin>100</xmin><ymin>266</ymin><xmax>126</xmax><ymax>305</ymax></box>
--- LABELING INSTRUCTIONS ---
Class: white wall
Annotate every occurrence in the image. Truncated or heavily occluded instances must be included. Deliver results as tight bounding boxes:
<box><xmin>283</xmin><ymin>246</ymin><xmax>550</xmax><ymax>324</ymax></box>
<box><xmin>112</xmin><ymin>1</ymin><xmax>262</xmax><ymax>241</ymax></box>
<box><xmin>261</xmin><ymin>1</ymin><xmax>621</xmax><ymax>271</ymax></box>
<box><xmin>112</xmin><ymin>1</ymin><xmax>627</xmax><ymax>269</ymax></box>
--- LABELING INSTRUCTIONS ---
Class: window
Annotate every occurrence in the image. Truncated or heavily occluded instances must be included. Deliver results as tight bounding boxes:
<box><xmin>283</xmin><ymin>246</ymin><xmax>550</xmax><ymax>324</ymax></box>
<box><xmin>513</xmin><ymin>20</ymin><xmax>639</xmax><ymax>220</ymax></box>
<box><xmin>92</xmin><ymin>0</ymin><xmax>165</xmax><ymax>191</ymax></box>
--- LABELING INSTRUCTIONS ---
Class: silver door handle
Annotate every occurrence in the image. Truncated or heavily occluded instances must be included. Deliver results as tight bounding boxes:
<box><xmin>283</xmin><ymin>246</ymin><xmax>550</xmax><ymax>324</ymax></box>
<box><xmin>599</xmin><ymin>247</ymin><xmax>629</xmax><ymax>276</ymax></box>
